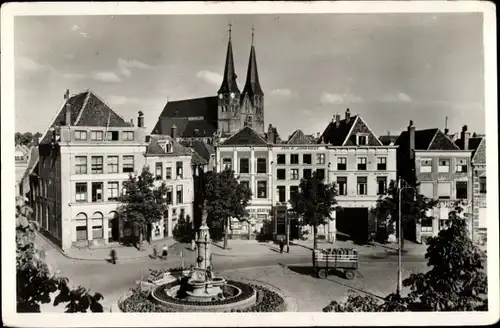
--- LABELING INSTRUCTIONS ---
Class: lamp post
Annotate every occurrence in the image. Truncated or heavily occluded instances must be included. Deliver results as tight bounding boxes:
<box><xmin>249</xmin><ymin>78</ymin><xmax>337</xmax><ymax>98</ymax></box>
<box><xmin>397</xmin><ymin>177</ymin><xmax>416</xmax><ymax>295</ymax></box>
<box><xmin>286</xmin><ymin>209</ymin><xmax>290</xmax><ymax>253</ymax></box>
<box><xmin>191</xmin><ymin>163</ymin><xmax>200</xmax><ymax>251</ymax></box>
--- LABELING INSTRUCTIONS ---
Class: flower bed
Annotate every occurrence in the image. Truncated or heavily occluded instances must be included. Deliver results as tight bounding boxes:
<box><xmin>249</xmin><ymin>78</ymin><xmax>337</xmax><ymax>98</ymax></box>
<box><xmin>118</xmin><ymin>288</ymin><xmax>174</xmax><ymax>312</ymax></box>
<box><xmin>229</xmin><ymin>284</ymin><xmax>285</xmax><ymax>312</ymax></box>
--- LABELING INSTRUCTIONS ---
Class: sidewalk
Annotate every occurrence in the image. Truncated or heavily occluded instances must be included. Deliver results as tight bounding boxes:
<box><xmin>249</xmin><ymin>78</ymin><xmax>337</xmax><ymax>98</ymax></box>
<box><xmin>209</xmin><ymin>240</ymin><xmax>311</xmax><ymax>257</ymax></box>
<box><xmin>36</xmin><ymin>232</ymin><xmax>178</xmax><ymax>261</ymax></box>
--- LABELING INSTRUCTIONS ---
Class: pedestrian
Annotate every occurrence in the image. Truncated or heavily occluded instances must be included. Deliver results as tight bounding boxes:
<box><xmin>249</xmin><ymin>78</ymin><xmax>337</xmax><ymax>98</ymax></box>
<box><xmin>279</xmin><ymin>237</ymin><xmax>285</xmax><ymax>254</ymax></box>
<box><xmin>161</xmin><ymin>244</ymin><xmax>168</xmax><ymax>260</ymax></box>
<box><xmin>110</xmin><ymin>249</ymin><xmax>117</xmax><ymax>265</ymax></box>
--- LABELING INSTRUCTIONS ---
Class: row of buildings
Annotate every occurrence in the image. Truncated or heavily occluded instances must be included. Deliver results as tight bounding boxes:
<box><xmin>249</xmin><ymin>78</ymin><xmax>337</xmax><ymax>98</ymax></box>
<box><xmin>18</xmin><ymin>28</ymin><xmax>487</xmax><ymax>251</ymax></box>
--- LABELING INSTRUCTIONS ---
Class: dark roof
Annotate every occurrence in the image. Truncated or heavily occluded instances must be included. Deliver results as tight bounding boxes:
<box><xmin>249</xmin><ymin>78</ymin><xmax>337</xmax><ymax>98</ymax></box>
<box><xmin>241</xmin><ymin>45</ymin><xmax>263</xmax><ymax>97</ymax></box>
<box><xmin>191</xmin><ymin>151</ymin><xmax>208</xmax><ymax>166</ymax></box>
<box><xmin>180</xmin><ymin>140</ymin><xmax>215</xmax><ymax>162</ymax></box>
<box><xmin>221</xmin><ymin>126</ymin><xmax>267</xmax><ymax>146</ymax></box>
<box><xmin>157</xmin><ymin>117</ymin><xmax>217</xmax><ymax>138</ymax></box>
<box><xmin>379</xmin><ymin>135</ymin><xmax>399</xmax><ymax>146</ymax></box>
<box><xmin>218</xmin><ymin>38</ymin><xmax>240</xmax><ymax>94</ymax></box>
<box><xmin>396</xmin><ymin>129</ymin><xmax>460</xmax><ymax>150</ymax></box>
<box><xmin>287</xmin><ymin>129</ymin><xmax>314</xmax><ymax>144</ymax></box>
<box><xmin>22</xmin><ymin>146</ymin><xmax>39</xmax><ymax>181</ymax></box>
<box><xmin>146</xmin><ymin>136</ymin><xmax>192</xmax><ymax>156</ymax></box>
<box><xmin>41</xmin><ymin>90</ymin><xmax>131</xmax><ymax>144</ymax></box>
<box><xmin>319</xmin><ymin>115</ymin><xmax>358</xmax><ymax>146</ymax></box>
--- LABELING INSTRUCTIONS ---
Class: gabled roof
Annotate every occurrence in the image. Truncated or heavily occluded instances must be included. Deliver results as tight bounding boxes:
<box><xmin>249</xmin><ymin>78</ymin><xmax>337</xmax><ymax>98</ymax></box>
<box><xmin>180</xmin><ymin>140</ymin><xmax>215</xmax><ymax>162</ymax></box>
<box><xmin>22</xmin><ymin>146</ymin><xmax>39</xmax><ymax>181</ymax></box>
<box><xmin>146</xmin><ymin>135</ymin><xmax>192</xmax><ymax>156</ymax></box>
<box><xmin>40</xmin><ymin>90</ymin><xmax>131</xmax><ymax>144</ymax></box>
<box><xmin>396</xmin><ymin>128</ymin><xmax>460</xmax><ymax>150</ymax></box>
<box><xmin>468</xmin><ymin>137</ymin><xmax>486</xmax><ymax>162</ymax></box>
<box><xmin>286</xmin><ymin>129</ymin><xmax>314</xmax><ymax>144</ymax></box>
<box><xmin>15</xmin><ymin>144</ymin><xmax>31</xmax><ymax>155</ymax></box>
<box><xmin>319</xmin><ymin>115</ymin><xmax>358</xmax><ymax>146</ymax></box>
<box><xmin>221</xmin><ymin>126</ymin><xmax>267</xmax><ymax>146</ymax></box>
<box><xmin>379</xmin><ymin>135</ymin><xmax>399</xmax><ymax>146</ymax></box>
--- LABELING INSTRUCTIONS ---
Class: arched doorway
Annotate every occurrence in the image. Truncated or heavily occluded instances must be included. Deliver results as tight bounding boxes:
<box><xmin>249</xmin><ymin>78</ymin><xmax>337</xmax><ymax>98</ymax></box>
<box><xmin>92</xmin><ymin>212</ymin><xmax>104</xmax><ymax>240</ymax></box>
<box><xmin>108</xmin><ymin>211</ymin><xmax>119</xmax><ymax>242</ymax></box>
<box><xmin>75</xmin><ymin>213</ymin><xmax>88</xmax><ymax>241</ymax></box>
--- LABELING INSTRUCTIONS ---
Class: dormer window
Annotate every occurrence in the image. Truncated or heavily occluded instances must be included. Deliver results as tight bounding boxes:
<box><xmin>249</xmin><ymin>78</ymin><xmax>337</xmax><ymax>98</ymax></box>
<box><xmin>356</xmin><ymin>134</ymin><xmax>368</xmax><ymax>146</ymax></box>
<box><xmin>160</xmin><ymin>141</ymin><xmax>172</xmax><ymax>153</ymax></box>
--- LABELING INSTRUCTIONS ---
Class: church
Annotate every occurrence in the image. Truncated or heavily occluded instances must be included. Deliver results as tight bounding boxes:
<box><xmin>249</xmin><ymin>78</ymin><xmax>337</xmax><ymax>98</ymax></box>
<box><xmin>152</xmin><ymin>27</ymin><xmax>265</xmax><ymax>143</ymax></box>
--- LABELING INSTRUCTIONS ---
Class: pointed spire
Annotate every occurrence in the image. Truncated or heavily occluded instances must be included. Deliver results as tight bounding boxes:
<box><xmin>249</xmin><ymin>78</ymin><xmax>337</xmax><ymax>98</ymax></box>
<box><xmin>242</xmin><ymin>27</ymin><xmax>263</xmax><ymax>97</ymax></box>
<box><xmin>218</xmin><ymin>23</ymin><xmax>240</xmax><ymax>95</ymax></box>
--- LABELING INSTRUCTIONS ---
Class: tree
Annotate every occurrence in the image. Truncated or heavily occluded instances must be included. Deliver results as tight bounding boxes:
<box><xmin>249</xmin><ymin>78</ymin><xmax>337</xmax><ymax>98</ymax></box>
<box><xmin>118</xmin><ymin>166</ymin><xmax>169</xmax><ymax>250</ymax></box>
<box><xmin>173</xmin><ymin>213</ymin><xmax>194</xmax><ymax>243</ymax></box>
<box><xmin>16</xmin><ymin>197</ymin><xmax>104</xmax><ymax>312</ymax></box>
<box><xmin>323</xmin><ymin>201</ymin><xmax>488</xmax><ymax>312</ymax></box>
<box><xmin>203</xmin><ymin>168</ymin><xmax>252</xmax><ymax>249</ymax></box>
<box><xmin>289</xmin><ymin>170</ymin><xmax>340</xmax><ymax>250</ymax></box>
<box><xmin>374</xmin><ymin>179</ymin><xmax>438</xmax><ymax>250</ymax></box>
<box><xmin>15</xmin><ymin>132</ymin><xmax>42</xmax><ymax>146</ymax></box>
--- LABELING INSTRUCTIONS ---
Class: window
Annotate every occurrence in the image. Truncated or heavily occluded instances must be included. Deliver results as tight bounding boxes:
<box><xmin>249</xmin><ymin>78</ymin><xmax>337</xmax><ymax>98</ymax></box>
<box><xmin>290</xmin><ymin>154</ymin><xmax>299</xmax><ymax>165</ymax></box>
<box><xmin>480</xmin><ymin>177</ymin><xmax>486</xmax><ymax>194</ymax></box>
<box><xmin>337</xmin><ymin>177</ymin><xmax>347</xmax><ymax>196</ymax></box>
<box><xmin>277</xmin><ymin>186</ymin><xmax>286</xmax><ymax>202</ymax></box>
<box><xmin>176</xmin><ymin>161</ymin><xmax>183</xmax><ymax>179</ymax></box>
<box><xmin>456</xmin><ymin>181</ymin><xmax>468</xmax><ymax>199</ymax></box>
<box><xmin>166</xmin><ymin>186</ymin><xmax>173</xmax><ymax>205</ymax></box>
<box><xmin>75</xmin><ymin>156</ymin><xmax>87</xmax><ymax>174</ymax></box>
<box><xmin>277</xmin><ymin>154</ymin><xmax>286</xmax><ymax>165</ymax></box>
<box><xmin>222</xmin><ymin>158</ymin><xmax>232</xmax><ymax>170</ymax></box>
<box><xmin>91</xmin><ymin>182</ymin><xmax>103</xmax><ymax>202</ymax></box>
<box><xmin>357</xmin><ymin>135</ymin><xmax>368</xmax><ymax>145</ymax></box>
<box><xmin>377</xmin><ymin>177</ymin><xmax>387</xmax><ymax>195</ymax></box>
<box><xmin>155</xmin><ymin>162</ymin><xmax>163</xmax><ymax>179</ymax></box>
<box><xmin>172</xmin><ymin>208</ymin><xmax>177</xmax><ymax>216</ymax></box>
<box><xmin>106</xmin><ymin>131</ymin><xmax>119</xmax><ymax>141</ymax></box>
<box><xmin>303</xmin><ymin>169</ymin><xmax>312</xmax><ymax>179</ymax></box>
<box><xmin>257</xmin><ymin>158</ymin><xmax>267</xmax><ymax>174</ymax></box>
<box><xmin>437</xmin><ymin>182</ymin><xmax>451</xmax><ymax>199</ymax></box>
<box><xmin>421</xmin><ymin>217</ymin><xmax>433</xmax><ymax>232</ymax></box>
<box><xmin>337</xmin><ymin>157</ymin><xmax>347</xmax><ymax>170</ymax></box>
<box><xmin>290</xmin><ymin>169</ymin><xmax>299</xmax><ymax>180</ymax></box>
<box><xmin>277</xmin><ymin>169</ymin><xmax>286</xmax><ymax>180</ymax></box>
<box><xmin>419</xmin><ymin>182</ymin><xmax>434</xmax><ymax>198</ymax></box>
<box><xmin>438</xmin><ymin>159</ymin><xmax>450</xmax><ymax>173</ymax></box>
<box><xmin>107</xmin><ymin>156</ymin><xmax>118</xmax><ymax>173</ymax></box>
<box><xmin>176</xmin><ymin>185</ymin><xmax>183</xmax><ymax>204</ymax></box>
<box><xmin>357</xmin><ymin>177</ymin><xmax>367</xmax><ymax>195</ymax></box>
<box><xmin>92</xmin><ymin>212</ymin><xmax>104</xmax><ymax>239</ymax></box>
<box><xmin>239</xmin><ymin>158</ymin><xmax>249</xmax><ymax>174</ymax></box>
<box><xmin>123</xmin><ymin>131</ymin><xmax>134</xmax><ymax>141</ymax></box>
<box><xmin>108</xmin><ymin>182</ymin><xmax>119</xmax><ymax>201</ymax></box>
<box><xmin>91</xmin><ymin>131</ymin><xmax>103</xmax><ymax>141</ymax></box>
<box><xmin>303</xmin><ymin>154</ymin><xmax>312</xmax><ymax>165</ymax></box>
<box><xmin>290</xmin><ymin>186</ymin><xmax>299</xmax><ymax>200</ymax></box>
<box><xmin>75</xmin><ymin>183</ymin><xmax>87</xmax><ymax>202</ymax></box>
<box><xmin>166</xmin><ymin>167</ymin><xmax>172</xmax><ymax>179</ymax></box>
<box><xmin>377</xmin><ymin>157</ymin><xmax>387</xmax><ymax>170</ymax></box>
<box><xmin>420</xmin><ymin>158</ymin><xmax>432</xmax><ymax>173</ymax></box>
<box><xmin>316</xmin><ymin>153</ymin><xmax>326</xmax><ymax>164</ymax></box>
<box><xmin>123</xmin><ymin>156</ymin><xmax>134</xmax><ymax>173</ymax></box>
<box><xmin>257</xmin><ymin>181</ymin><xmax>267</xmax><ymax>198</ymax></box>
<box><xmin>357</xmin><ymin>157</ymin><xmax>367</xmax><ymax>170</ymax></box>
<box><xmin>180</xmin><ymin>208</ymin><xmax>185</xmax><ymax>218</ymax></box>
<box><xmin>91</xmin><ymin>156</ymin><xmax>103</xmax><ymax>174</ymax></box>
<box><xmin>15</xmin><ymin>156</ymin><xmax>24</xmax><ymax>161</ymax></box>
<box><xmin>456</xmin><ymin>158</ymin><xmax>468</xmax><ymax>173</ymax></box>
<box><xmin>439</xmin><ymin>206</ymin><xmax>449</xmax><ymax>230</ymax></box>
<box><xmin>316</xmin><ymin>169</ymin><xmax>325</xmax><ymax>180</ymax></box>
<box><xmin>75</xmin><ymin>130</ymin><xmax>87</xmax><ymax>141</ymax></box>
<box><xmin>240</xmin><ymin>180</ymin><xmax>250</xmax><ymax>191</ymax></box>
<box><xmin>75</xmin><ymin>213</ymin><xmax>87</xmax><ymax>241</ymax></box>
<box><xmin>244</xmin><ymin>116</ymin><xmax>253</xmax><ymax>128</ymax></box>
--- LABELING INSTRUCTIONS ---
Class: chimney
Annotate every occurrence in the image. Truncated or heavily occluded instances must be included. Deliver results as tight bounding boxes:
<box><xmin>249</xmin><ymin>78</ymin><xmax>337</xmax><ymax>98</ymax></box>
<box><xmin>444</xmin><ymin>116</ymin><xmax>449</xmax><ymax>135</ymax></box>
<box><xmin>64</xmin><ymin>89</ymin><xmax>71</xmax><ymax>126</ymax></box>
<box><xmin>408</xmin><ymin>120</ymin><xmax>415</xmax><ymax>160</ymax></box>
<box><xmin>171</xmin><ymin>124</ymin><xmax>177</xmax><ymax>139</ymax></box>
<box><xmin>130</xmin><ymin>119</ymin><xmax>134</xmax><ymax>127</ymax></box>
<box><xmin>137</xmin><ymin>111</ymin><xmax>144</xmax><ymax>128</ymax></box>
<box><xmin>267</xmin><ymin>124</ymin><xmax>274</xmax><ymax>144</ymax></box>
<box><xmin>335</xmin><ymin>112</ymin><xmax>341</xmax><ymax>127</ymax></box>
<box><xmin>345</xmin><ymin>108</ymin><xmax>351</xmax><ymax>121</ymax></box>
<box><xmin>461</xmin><ymin>125</ymin><xmax>470</xmax><ymax>150</ymax></box>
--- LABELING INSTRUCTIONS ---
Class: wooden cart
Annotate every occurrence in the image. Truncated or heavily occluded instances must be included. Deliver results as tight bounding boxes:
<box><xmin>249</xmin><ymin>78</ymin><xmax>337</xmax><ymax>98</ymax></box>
<box><xmin>313</xmin><ymin>248</ymin><xmax>359</xmax><ymax>280</ymax></box>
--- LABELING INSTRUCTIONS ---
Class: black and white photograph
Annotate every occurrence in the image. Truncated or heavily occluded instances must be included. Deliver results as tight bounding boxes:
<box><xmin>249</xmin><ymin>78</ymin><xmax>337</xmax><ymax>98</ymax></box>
<box><xmin>1</xmin><ymin>1</ymin><xmax>498</xmax><ymax>327</ymax></box>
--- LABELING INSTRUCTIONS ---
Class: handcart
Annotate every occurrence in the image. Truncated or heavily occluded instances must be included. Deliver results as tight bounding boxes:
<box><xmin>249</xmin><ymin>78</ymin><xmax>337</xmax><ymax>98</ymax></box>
<box><xmin>313</xmin><ymin>248</ymin><xmax>359</xmax><ymax>280</ymax></box>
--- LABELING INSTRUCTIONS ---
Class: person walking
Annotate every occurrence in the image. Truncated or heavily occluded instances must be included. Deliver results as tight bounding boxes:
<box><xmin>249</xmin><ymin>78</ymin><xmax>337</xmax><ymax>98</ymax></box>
<box><xmin>161</xmin><ymin>244</ymin><xmax>168</xmax><ymax>260</ymax></box>
<box><xmin>110</xmin><ymin>249</ymin><xmax>117</xmax><ymax>265</ymax></box>
<box><xmin>279</xmin><ymin>237</ymin><xmax>285</xmax><ymax>254</ymax></box>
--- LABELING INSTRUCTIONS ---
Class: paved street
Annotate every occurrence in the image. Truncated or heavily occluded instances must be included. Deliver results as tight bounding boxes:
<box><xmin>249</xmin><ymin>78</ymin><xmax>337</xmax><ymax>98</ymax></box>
<box><xmin>38</xmin><ymin>236</ymin><xmax>428</xmax><ymax>311</ymax></box>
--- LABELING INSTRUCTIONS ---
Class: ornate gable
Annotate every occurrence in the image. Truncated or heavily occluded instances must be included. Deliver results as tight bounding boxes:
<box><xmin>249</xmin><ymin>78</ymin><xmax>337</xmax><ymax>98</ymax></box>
<box><xmin>343</xmin><ymin>116</ymin><xmax>383</xmax><ymax>146</ymax></box>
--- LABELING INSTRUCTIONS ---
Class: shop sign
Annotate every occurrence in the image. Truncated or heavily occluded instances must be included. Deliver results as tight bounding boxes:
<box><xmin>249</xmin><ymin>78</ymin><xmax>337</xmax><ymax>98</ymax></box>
<box><xmin>280</xmin><ymin>146</ymin><xmax>320</xmax><ymax>151</ymax></box>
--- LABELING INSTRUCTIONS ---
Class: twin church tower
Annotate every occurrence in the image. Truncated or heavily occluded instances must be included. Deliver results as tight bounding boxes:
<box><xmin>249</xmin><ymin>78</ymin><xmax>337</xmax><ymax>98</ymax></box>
<box><xmin>217</xmin><ymin>26</ymin><xmax>265</xmax><ymax>135</ymax></box>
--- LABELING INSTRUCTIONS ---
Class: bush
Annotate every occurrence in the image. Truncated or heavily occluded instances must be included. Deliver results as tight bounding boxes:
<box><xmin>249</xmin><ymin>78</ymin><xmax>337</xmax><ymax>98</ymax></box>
<box><xmin>119</xmin><ymin>287</ymin><xmax>174</xmax><ymax>312</ymax></box>
<box><xmin>230</xmin><ymin>284</ymin><xmax>285</xmax><ymax>312</ymax></box>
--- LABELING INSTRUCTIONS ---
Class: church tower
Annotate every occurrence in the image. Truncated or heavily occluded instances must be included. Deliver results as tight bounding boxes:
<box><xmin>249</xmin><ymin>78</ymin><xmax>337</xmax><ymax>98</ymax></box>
<box><xmin>217</xmin><ymin>24</ymin><xmax>241</xmax><ymax>135</ymax></box>
<box><xmin>240</xmin><ymin>27</ymin><xmax>264</xmax><ymax>134</ymax></box>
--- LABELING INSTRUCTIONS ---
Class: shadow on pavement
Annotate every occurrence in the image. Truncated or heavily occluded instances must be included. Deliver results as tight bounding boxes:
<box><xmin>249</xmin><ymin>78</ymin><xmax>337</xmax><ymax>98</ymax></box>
<box><xmin>267</xmin><ymin>246</ymin><xmax>281</xmax><ymax>253</ymax></box>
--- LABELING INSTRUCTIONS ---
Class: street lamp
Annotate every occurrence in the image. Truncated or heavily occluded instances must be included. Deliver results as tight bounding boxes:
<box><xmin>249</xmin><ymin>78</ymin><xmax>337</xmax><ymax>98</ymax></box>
<box><xmin>397</xmin><ymin>177</ymin><xmax>416</xmax><ymax>295</ymax></box>
<box><xmin>191</xmin><ymin>162</ymin><xmax>202</xmax><ymax>251</ymax></box>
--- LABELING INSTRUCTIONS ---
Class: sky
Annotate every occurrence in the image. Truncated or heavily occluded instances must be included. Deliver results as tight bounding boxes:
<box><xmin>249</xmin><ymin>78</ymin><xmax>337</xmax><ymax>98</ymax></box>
<box><xmin>14</xmin><ymin>13</ymin><xmax>485</xmax><ymax>139</ymax></box>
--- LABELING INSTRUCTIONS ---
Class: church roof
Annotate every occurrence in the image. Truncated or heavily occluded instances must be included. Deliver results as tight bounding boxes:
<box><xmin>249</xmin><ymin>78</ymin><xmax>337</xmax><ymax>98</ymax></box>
<box><xmin>221</xmin><ymin>126</ymin><xmax>267</xmax><ymax>146</ymax></box>
<box><xmin>218</xmin><ymin>36</ymin><xmax>240</xmax><ymax>95</ymax></box>
<box><xmin>242</xmin><ymin>45</ymin><xmax>263</xmax><ymax>97</ymax></box>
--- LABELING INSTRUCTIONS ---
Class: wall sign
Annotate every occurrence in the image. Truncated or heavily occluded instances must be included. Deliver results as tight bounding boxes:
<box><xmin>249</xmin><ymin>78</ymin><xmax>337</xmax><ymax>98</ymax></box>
<box><xmin>280</xmin><ymin>146</ymin><xmax>320</xmax><ymax>151</ymax></box>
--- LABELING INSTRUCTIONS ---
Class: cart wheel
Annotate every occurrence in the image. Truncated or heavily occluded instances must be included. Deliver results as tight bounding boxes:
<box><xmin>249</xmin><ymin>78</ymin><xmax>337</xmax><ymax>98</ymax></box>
<box><xmin>318</xmin><ymin>268</ymin><xmax>328</xmax><ymax>279</ymax></box>
<box><xmin>345</xmin><ymin>269</ymin><xmax>355</xmax><ymax>280</ymax></box>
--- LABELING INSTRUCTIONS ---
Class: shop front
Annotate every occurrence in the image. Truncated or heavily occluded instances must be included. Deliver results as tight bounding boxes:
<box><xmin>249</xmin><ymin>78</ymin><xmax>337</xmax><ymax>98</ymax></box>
<box><xmin>230</xmin><ymin>206</ymin><xmax>273</xmax><ymax>240</ymax></box>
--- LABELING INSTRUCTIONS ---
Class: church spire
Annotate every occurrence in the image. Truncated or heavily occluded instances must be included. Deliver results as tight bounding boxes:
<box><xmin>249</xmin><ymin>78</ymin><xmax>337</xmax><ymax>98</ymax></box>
<box><xmin>218</xmin><ymin>23</ymin><xmax>240</xmax><ymax>95</ymax></box>
<box><xmin>242</xmin><ymin>26</ymin><xmax>263</xmax><ymax>97</ymax></box>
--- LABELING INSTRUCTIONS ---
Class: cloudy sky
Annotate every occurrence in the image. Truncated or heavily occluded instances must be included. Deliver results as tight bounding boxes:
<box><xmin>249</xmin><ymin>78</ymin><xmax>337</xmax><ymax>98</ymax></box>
<box><xmin>15</xmin><ymin>13</ymin><xmax>485</xmax><ymax>138</ymax></box>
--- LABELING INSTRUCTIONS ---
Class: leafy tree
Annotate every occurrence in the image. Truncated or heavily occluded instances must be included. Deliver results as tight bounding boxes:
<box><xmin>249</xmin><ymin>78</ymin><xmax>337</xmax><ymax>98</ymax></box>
<box><xmin>374</xmin><ymin>179</ymin><xmax>438</xmax><ymax>250</ymax></box>
<box><xmin>289</xmin><ymin>170</ymin><xmax>340</xmax><ymax>250</ymax></box>
<box><xmin>173</xmin><ymin>213</ymin><xmax>194</xmax><ymax>243</ymax></box>
<box><xmin>203</xmin><ymin>168</ymin><xmax>252</xmax><ymax>249</ymax></box>
<box><xmin>15</xmin><ymin>132</ymin><xmax>42</xmax><ymax>146</ymax></box>
<box><xmin>323</xmin><ymin>201</ymin><xmax>488</xmax><ymax>312</ymax></box>
<box><xmin>16</xmin><ymin>197</ymin><xmax>104</xmax><ymax>312</ymax></box>
<box><xmin>118</xmin><ymin>166</ymin><xmax>169</xmax><ymax>250</ymax></box>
